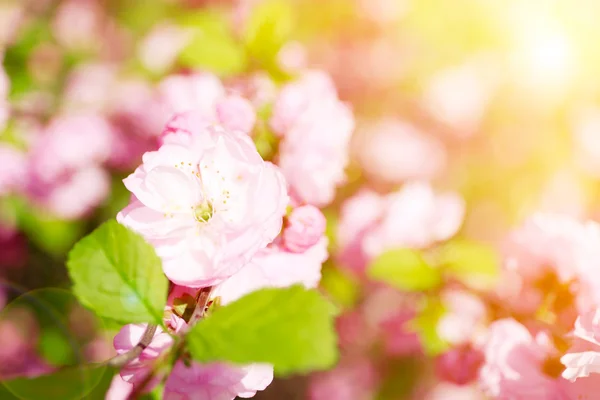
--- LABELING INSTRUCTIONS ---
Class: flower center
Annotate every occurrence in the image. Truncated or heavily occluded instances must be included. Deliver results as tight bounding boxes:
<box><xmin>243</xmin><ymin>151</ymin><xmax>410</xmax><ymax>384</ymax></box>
<box><xmin>193</xmin><ymin>201</ymin><xmax>214</xmax><ymax>223</ymax></box>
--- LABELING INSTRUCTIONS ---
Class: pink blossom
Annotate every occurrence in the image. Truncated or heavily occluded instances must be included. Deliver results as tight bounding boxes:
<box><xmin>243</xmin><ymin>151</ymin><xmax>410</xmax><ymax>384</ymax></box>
<box><xmin>0</xmin><ymin>144</ymin><xmax>27</xmax><ymax>195</ymax></box>
<box><xmin>277</xmin><ymin>42</ymin><xmax>307</xmax><ymax>74</ymax></box>
<box><xmin>28</xmin><ymin>114</ymin><xmax>112</xmax><ymax>184</ymax></box>
<box><xmin>26</xmin><ymin>114</ymin><xmax>113</xmax><ymax>219</ymax></box>
<box><xmin>212</xmin><ymin>238</ymin><xmax>328</xmax><ymax>303</ymax></box>
<box><xmin>158</xmin><ymin>73</ymin><xmax>256</xmax><ymax>134</ymax></box>
<box><xmin>270</xmin><ymin>71</ymin><xmax>354</xmax><ymax>206</ymax></box>
<box><xmin>308</xmin><ymin>358</ymin><xmax>379</xmax><ymax>400</ymax></box>
<box><xmin>138</xmin><ymin>23</ymin><xmax>193</xmax><ymax>74</ymax></box>
<box><xmin>421</xmin><ymin>57</ymin><xmax>498</xmax><ymax>138</ymax></box>
<box><xmin>336</xmin><ymin>189</ymin><xmax>386</xmax><ymax>274</ymax></box>
<box><xmin>164</xmin><ymin>361</ymin><xmax>272</xmax><ymax>400</ymax></box>
<box><xmin>502</xmin><ymin>213</ymin><xmax>600</xmax><ymax>314</ymax></box>
<box><xmin>106</xmin><ymin>375</ymin><xmax>134</xmax><ymax>400</ymax></box>
<box><xmin>362</xmin><ymin>182</ymin><xmax>465</xmax><ymax>258</ymax></box>
<box><xmin>113</xmin><ymin>323</ymin><xmax>174</xmax><ymax>387</ymax></box>
<box><xmin>161</xmin><ymin>240</ymin><xmax>329</xmax><ymax>400</ymax></box>
<box><xmin>437</xmin><ymin>289</ymin><xmax>487</xmax><ymax>345</ymax></box>
<box><xmin>478</xmin><ymin>318</ymin><xmax>569</xmax><ymax>399</ymax></box>
<box><xmin>118</xmin><ymin>111</ymin><xmax>288</xmax><ymax>287</ymax></box>
<box><xmin>379</xmin><ymin>308</ymin><xmax>422</xmax><ymax>357</ymax></box>
<box><xmin>561</xmin><ymin>308</ymin><xmax>600</xmax><ymax>381</ymax></box>
<box><xmin>283</xmin><ymin>205</ymin><xmax>326</xmax><ymax>253</ymax></box>
<box><xmin>354</xmin><ymin>119</ymin><xmax>446</xmax><ymax>184</ymax></box>
<box><xmin>62</xmin><ymin>63</ymin><xmax>117</xmax><ymax>112</ymax></box>
<box><xmin>37</xmin><ymin>166</ymin><xmax>110</xmax><ymax>220</ymax></box>
<box><xmin>52</xmin><ymin>0</ymin><xmax>103</xmax><ymax>51</ymax></box>
<box><xmin>435</xmin><ymin>345</ymin><xmax>484</xmax><ymax>385</ymax></box>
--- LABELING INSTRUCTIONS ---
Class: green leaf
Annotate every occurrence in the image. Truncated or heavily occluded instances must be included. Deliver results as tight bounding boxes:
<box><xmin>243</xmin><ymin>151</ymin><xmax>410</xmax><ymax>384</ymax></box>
<box><xmin>439</xmin><ymin>239</ymin><xmax>500</xmax><ymax>290</ymax></box>
<box><xmin>408</xmin><ymin>298</ymin><xmax>448</xmax><ymax>356</ymax></box>
<box><xmin>242</xmin><ymin>0</ymin><xmax>294</xmax><ymax>73</ymax></box>
<box><xmin>187</xmin><ymin>285</ymin><xmax>338</xmax><ymax>376</ymax></box>
<box><xmin>66</xmin><ymin>220</ymin><xmax>168</xmax><ymax>324</ymax></box>
<box><xmin>367</xmin><ymin>249</ymin><xmax>442</xmax><ymax>292</ymax></box>
<box><xmin>1</xmin><ymin>364</ymin><xmax>109</xmax><ymax>400</ymax></box>
<box><xmin>320</xmin><ymin>263</ymin><xmax>360</xmax><ymax>309</ymax></box>
<box><xmin>178</xmin><ymin>10</ymin><xmax>247</xmax><ymax>76</ymax></box>
<box><xmin>9</xmin><ymin>196</ymin><xmax>85</xmax><ymax>257</ymax></box>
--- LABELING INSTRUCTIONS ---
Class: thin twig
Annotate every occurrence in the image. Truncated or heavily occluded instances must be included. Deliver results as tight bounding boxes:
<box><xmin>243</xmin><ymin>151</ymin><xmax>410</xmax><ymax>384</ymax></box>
<box><xmin>123</xmin><ymin>286</ymin><xmax>214</xmax><ymax>399</ymax></box>
<box><xmin>108</xmin><ymin>324</ymin><xmax>158</xmax><ymax>368</ymax></box>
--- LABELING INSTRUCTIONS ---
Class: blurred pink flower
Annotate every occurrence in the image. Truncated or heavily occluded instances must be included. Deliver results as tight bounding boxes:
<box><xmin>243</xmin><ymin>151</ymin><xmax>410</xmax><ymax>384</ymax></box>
<box><xmin>354</xmin><ymin>119</ymin><xmax>446</xmax><ymax>184</ymax></box>
<box><xmin>26</xmin><ymin>114</ymin><xmax>113</xmax><ymax>219</ymax></box>
<box><xmin>478</xmin><ymin>318</ymin><xmax>568</xmax><ymax>399</ymax></box>
<box><xmin>271</xmin><ymin>71</ymin><xmax>354</xmax><ymax>207</ymax></box>
<box><xmin>362</xmin><ymin>182</ymin><xmax>465</xmax><ymax>258</ymax></box>
<box><xmin>561</xmin><ymin>308</ymin><xmax>600</xmax><ymax>381</ymax></box>
<box><xmin>502</xmin><ymin>213</ymin><xmax>600</xmax><ymax>314</ymax></box>
<box><xmin>379</xmin><ymin>308</ymin><xmax>422</xmax><ymax>357</ymax></box>
<box><xmin>336</xmin><ymin>189</ymin><xmax>386</xmax><ymax>274</ymax></box>
<box><xmin>435</xmin><ymin>345</ymin><xmax>484</xmax><ymax>385</ymax></box>
<box><xmin>118</xmin><ymin>111</ymin><xmax>288</xmax><ymax>287</ymax></box>
<box><xmin>38</xmin><ymin>166</ymin><xmax>110</xmax><ymax>220</ymax></box>
<box><xmin>0</xmin><ymin>144</ymin><xmax>27</xmax><ymax>195</ymax></box>
<box><xmin>62</xmin><ymin>63</ymin><xmax>118</xmax><ymax>112</ymax></box>
<box><xmin>138</xmin><ymin>23</ymin><xmax>192</xmax><ymax>74</ymax></box>
<box><xmin>437</xmin><ymin>289</ymin><xmax>487</xmax><ymax>346</ymax></box>
<box><xmin>52</xmin><ymin>0</ymin><xmax>103</xmax><ymax>51</ymax></box>
<box><xmin>28</xmin><ymin>114</ymin><xmax>112</xmax><ymax>184</ymax></box>
<box><xmin>158</xmin><ymin>73</ymin><xmax>256</xmax><ymax>134</ymax></box>
<box><xmin>283</xmin><ymin>205</ymin><xmax>326</xmax><ymax>253</ymax></box>
<box><xmin>421</xmin><ymin>57</ymin><xmax>498</xmax><ymax>138</ymax></box>
<box><xmin>308</xmin><ymin>358</ymin><xmax>379</xmax><ymax>400</ymax></box>
<box><xmin>277</xmin><ymin>42</ymin><xmax>307</xmax><ymax>74</ymax></box>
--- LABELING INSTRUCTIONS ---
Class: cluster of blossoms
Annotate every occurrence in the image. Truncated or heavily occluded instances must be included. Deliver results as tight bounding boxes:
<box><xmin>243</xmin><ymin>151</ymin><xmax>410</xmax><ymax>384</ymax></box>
<box><xmin>104</xmin><ymin>70</ymin><xmax>349</xmax><ymax>399</ymax></box>
<box><xmin>309</xmin><ymin>196</ymin><xmax>600</xmax><ymax>399</ymax></box>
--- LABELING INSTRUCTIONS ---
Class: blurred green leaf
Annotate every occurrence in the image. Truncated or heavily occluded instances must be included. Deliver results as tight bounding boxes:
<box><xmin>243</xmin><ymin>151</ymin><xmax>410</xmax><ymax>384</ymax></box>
<box><xmin>1</xmin><ymin>364</ymin><xmax>108</xmax><ymax>400</ymax></box>
<box><xmin>178</xmin><ymin>10</ymin><xmax>247</xmax><ymax>76</ymax></box>
<box><xmin>408</xmin><ymin>298</ymin><xmax>448</xmax><ymax>356</ymax></box>
<box><xmin>66</xmin><ymin>220</ymin><xmax>168</xmax><ymax>324</ymax></box>
<box><xmin>243</xmin><ymin>0</ymin><xmax>294</xmax><ymax>74</ymax></box>
<box><xmin>367</xmin><ymin>249</ymin><xmax>442</xmax><ymax>292</ymax></box>
<box><xmin>320</xmin><ymin>263</ymin><xmax>360</xmax><ymax>309</ymax></box>
<box><xmin>39</xmin><ymin>327</ymin><xmax>77</xmax><ymax>366</ymax></box>
<box><xmin>6</xmin><ymin>195</ymin><xmax>84</xmax><ymax>257</ymax></box>
<box><xmin>187</xmin><ymin>285</ymin><xmax>338</xmax><ymax>376</ymax></box>
<box><xmin>439</xmin><ymin>239</ymin><xmax>500</xmax><ymax>290</ymax></box>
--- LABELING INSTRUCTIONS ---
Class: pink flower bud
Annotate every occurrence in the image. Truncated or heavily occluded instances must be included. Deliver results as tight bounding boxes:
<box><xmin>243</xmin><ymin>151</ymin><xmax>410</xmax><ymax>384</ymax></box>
<box><xmin>283</xmin><ymin>205</ymin><xmax>326</xmax><ymax>253</ymax></box>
